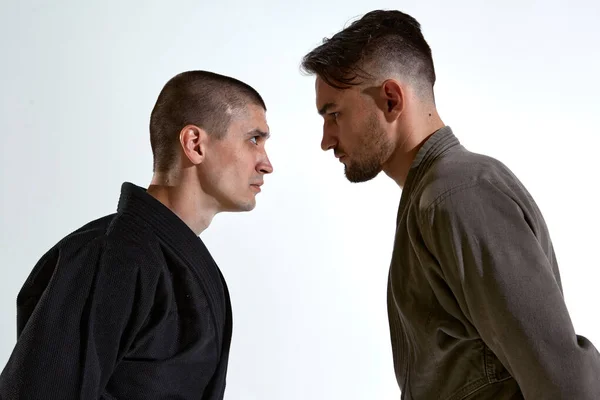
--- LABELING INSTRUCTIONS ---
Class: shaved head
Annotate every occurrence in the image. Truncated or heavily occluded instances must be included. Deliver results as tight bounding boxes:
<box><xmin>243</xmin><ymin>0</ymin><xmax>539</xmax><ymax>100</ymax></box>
<box><xmin>150</xmin><ymin>70</ymin><xmax>266</xmax><ymax>172</ymax></box>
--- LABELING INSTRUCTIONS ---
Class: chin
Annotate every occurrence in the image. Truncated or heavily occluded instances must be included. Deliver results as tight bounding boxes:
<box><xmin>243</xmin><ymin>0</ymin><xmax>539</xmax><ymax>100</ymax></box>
<box><xmin>237</xmin><ymin>202</ymin><xmax>256</xmax><ymax>212</ymax></box>
<box><xmin>228</xmin><ymin>199</ymin><xmax>257</xmax><ymax>212</ymax></box>
<box><xmin>344</xmin><ymin>164</ymin><xmax>382</xmax><ymax>183</ymax></box>
<box><xmin>217</xmin><ymin>192</ymin><xmax>257</xmax><ymax>213</ymax></box>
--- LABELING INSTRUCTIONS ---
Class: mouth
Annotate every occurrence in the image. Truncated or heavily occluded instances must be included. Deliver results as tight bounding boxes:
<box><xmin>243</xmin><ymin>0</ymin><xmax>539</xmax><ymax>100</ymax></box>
<box><xmin>250</xmin><ymin>183</ymin><xmax>262</xmax><ymax>193</ymax></box>
<box><xmin>334</xmin><ymin>152</ymin><xmax>346</xmax><ymax>161</ymax></box>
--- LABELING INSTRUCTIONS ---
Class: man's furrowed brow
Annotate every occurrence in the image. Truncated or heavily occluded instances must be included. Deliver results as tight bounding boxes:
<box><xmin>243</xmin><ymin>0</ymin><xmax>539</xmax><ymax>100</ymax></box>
<box><xmin>318</xmin><ymin>102</ymin><xmax>336</xmax><ymax>116</ymax></box>
<box><xmin>248</xmin><ymin>128</ymin><xmax>270</xmax><ymax>139</ymax></box>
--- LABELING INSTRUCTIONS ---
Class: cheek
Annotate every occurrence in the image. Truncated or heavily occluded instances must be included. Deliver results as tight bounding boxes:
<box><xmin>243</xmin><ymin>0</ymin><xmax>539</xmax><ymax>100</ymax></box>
<box><xmin>222</xmin><ymin>149</ymin><xmax>253</xmax><ymax>184</ymax></box>
<box><xmin>206</xmin><ymin>148</ymin><xmax>240</xmax><ymax>186</ymax></box>
<box><xmin>338</xmin><ymin>119</ymin><xmax>361</xmax><ymax>145</ymax></box>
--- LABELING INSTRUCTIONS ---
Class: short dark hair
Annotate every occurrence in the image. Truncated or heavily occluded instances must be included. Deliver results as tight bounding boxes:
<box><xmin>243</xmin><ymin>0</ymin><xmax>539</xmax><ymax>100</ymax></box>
<box><xmin>149</xmin><ymin>70</ymin><xmax>266</xmax><ymax>172</ymax></box>
<box><xmin>301</xmin><ymin>10</ymin><xmax>436</xmax><ymax>98</ymax></box>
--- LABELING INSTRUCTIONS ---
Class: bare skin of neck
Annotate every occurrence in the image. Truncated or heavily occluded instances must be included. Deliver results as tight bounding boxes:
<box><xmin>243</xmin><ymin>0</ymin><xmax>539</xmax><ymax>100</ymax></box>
<box><xmin>382</xmin><ymin>99</ymin><xmax>445</xmax><ymax>188</ymax></box>
<box><xmin>146</xmin><ymin>168</ymin><xmax>219</xmax><ymax>236</ymax></box>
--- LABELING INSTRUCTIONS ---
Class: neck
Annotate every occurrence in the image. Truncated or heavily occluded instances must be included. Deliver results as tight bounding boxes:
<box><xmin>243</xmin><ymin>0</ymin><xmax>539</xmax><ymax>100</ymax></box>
<box><xmin>382</xmin><ymin>106</ymin><xmax>445</xmax><ymax>188</ymax></box>
<box><xmin>147</xmin><ymin>169</ymin><xmax>218</xmax><ymax>235</ymax></box>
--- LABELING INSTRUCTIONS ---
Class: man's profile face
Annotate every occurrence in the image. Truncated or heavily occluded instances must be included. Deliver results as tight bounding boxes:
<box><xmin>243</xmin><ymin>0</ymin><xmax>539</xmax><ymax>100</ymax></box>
<box><xmin>315</xmin><ymin>76</ymin><xmax>394</xmax><ymax>183</ymax></box>
<box><xmin>200</xmin><ymin>104</ymin><xmax>273</xmax><ymax>212</ymax></box>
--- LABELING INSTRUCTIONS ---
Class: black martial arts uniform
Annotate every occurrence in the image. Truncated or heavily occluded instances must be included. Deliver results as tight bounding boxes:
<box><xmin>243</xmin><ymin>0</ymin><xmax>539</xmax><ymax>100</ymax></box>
<box><xmin>0</xmin><ymin>182</ymin><xmax>233</xmax><ymax>400</ymax></box>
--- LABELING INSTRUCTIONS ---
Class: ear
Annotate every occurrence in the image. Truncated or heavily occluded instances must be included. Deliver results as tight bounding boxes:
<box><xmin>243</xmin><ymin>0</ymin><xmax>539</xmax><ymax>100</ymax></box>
<box><xmin>380</xmin><ymin>79</ymin><xmax>404</xmax><ymax>121</ymax></box>
<box><xmin>179</xmin><ymin>125</ymin><xmax>208</xmax><ymax>166</ymax></box>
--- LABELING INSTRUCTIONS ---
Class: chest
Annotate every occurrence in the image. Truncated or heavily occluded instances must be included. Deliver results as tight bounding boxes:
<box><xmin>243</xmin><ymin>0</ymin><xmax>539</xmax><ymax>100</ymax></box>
<box><xmin>388</xmin><ymin>202</ymin><xmax>479</xmax><ymax>343</ymax></box>
<box><xmin>388</xmin><ymin>206</ymin><xmax>438</xmax><ymax>330</ymax></box>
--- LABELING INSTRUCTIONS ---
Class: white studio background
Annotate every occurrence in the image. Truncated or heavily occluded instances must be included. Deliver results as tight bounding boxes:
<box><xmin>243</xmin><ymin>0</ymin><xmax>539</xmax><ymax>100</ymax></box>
<box><xmin>1</xmin><ymin>1</ymin><xmax>599</xmax><ymax>399</ymax></box>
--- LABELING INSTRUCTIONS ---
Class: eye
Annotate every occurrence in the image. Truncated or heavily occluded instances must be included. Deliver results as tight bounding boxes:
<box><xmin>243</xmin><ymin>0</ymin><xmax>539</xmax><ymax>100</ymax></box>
<box><xmin>250</xmin><ymin>136</ymin><xmax>259</xmax><ymax>145</ymax></box>
<box><xmin>329</xmin><ymin>112</ymin><xmax>340</xmax><ymax>122</ymax></box>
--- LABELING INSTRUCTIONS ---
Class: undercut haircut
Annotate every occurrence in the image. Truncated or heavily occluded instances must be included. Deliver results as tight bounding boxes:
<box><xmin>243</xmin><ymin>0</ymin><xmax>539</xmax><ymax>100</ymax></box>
<box><xmin>149</xmin><ymin>70</ymin><xmax>266</xmax><ymax>172</ymax></box>
<box><xmin>301</xmin><ymin>10</ymin><xmax>436</xmax><ymax>100</ymax></box>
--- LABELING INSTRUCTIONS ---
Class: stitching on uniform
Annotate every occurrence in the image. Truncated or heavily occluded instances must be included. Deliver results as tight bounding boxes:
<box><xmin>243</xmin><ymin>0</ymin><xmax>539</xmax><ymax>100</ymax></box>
<box><xmin>425</xmin><ymin>181</ymin><xmax>481</xmax><ymax>212</ymax></box>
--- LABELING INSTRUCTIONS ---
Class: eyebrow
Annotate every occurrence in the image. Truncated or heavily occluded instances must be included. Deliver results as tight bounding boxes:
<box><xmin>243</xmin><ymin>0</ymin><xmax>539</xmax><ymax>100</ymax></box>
<box><xmin>318</xmin><ymin>102</ymin><xmax>337</xmax><ymax>116</ymax></box>
<box><xmin>247</xmin><ymin>128</ymin><xmax>270</xmax><ymax>139</ymax></box>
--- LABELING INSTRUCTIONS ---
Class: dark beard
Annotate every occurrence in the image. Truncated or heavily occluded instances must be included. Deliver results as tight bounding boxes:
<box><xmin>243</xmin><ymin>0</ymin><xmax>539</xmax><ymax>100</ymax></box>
<box><xmin>344</xmin><ymin>115</ymin><xmax>394</xmax><ymax>183</ymax></box>
<box><xmin>344</xmin><ymin>157</ymin><xmax>383</xmax><ymax>183</ymax></box>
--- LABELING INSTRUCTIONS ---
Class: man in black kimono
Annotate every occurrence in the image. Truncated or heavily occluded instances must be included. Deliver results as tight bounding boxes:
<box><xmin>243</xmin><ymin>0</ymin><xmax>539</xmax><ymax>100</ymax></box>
<box><xmin>301</xmin><ymin>9</ymin><xmax>600</xmax><ymax>399</ymax></box>
<box><xmin>0</xmin><ymin>70</ymin><xmax>273</xmax><ymax>399</ymax></box>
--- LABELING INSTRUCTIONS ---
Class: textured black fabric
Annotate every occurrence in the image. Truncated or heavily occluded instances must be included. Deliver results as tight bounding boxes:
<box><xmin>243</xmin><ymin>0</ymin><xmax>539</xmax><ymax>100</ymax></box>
<box><xmin>388</xmin><ymin>127</ymin><xmax>600</xmax><ymax>399</ymax></box>
<box><xmin>0</xmin><ymin>182</ymin><xmax>232</xmax><ymax>400</ymax></box>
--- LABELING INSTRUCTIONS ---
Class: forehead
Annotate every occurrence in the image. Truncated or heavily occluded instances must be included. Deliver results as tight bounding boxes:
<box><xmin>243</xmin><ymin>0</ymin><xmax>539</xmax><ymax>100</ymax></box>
<box><xmin>230</xmin><ymin>103</ymin><xmax>269</xmax><ymax>133</ymax></box>
<box><xmin>315</xmin><ymin>76</ymin><xmax>356</xmax><ymax>111</ymax></box>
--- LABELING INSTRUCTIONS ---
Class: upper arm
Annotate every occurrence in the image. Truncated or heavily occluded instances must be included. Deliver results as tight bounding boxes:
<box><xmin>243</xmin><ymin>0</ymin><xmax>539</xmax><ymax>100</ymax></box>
<box><xmin>0</xmin><ymin>237</ymin><xmax>161</xmax><ymax>399</ymax></box>
<box><xmin>420</xmin><ymin>180</ymin><xmax>600</xmax><ymax>398</ymax></box>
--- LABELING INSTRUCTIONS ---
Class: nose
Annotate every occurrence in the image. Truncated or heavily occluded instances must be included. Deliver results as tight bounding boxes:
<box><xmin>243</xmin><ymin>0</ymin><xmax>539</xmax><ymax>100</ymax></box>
<box><xmin>257</xmin><ymin>153</ymin><xmax>273</xmax><ymax>175</ymax></box>
<box><xmin>321</xmin><ymin>127</ymin><xmax>336</xmax><ymax>152</ymax></box>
